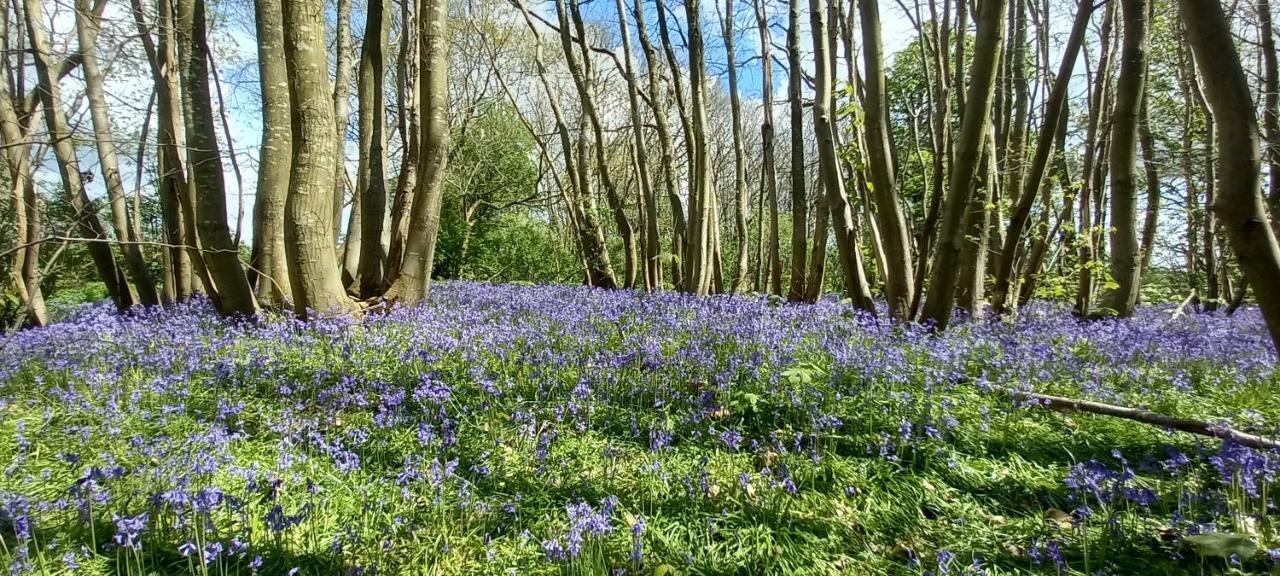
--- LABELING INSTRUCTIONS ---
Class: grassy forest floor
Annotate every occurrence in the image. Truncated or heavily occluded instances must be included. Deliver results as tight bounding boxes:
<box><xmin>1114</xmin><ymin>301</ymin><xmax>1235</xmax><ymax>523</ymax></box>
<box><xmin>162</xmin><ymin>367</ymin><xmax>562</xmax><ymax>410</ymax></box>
<box><xmin>0</xmin><ymin>282</ymin><xmax>1278</xmax><ymax>575</ymax></box>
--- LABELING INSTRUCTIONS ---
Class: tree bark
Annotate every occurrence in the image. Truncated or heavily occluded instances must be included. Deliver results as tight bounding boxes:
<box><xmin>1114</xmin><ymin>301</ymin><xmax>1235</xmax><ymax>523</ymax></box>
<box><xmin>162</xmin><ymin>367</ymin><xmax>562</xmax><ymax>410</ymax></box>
<box><xmin>723</xmin><ymin>0</ymin><xmax>751</xmax><ymax>293</ymax></box>
<box><xmin>1180</xmin><ymin>0</ymin><xmax>1280</xmax><ymax>351</ymax></box>
<box><xmin>385</xmin><ymin>0</ymin><xmax>450</xmax><ymax>304</ymax></box>
<box><xmin>1099</xmin><ymin>0</ymin><xmax>1149</xmax><ymax>318</ymax></box>
<box><xmin>387</xmin><ymin>0</ymin><xmax>419</xmax><ymax>284</ymax></box>
<box><xmin>1137</xmin><ymin>89</ymin><xmax>1160</xmax><ymax>288</ymax></box>
<box><xmin>921</xmin><ymin>0</ymin><xmax>1007</xmax><ymax>329</ymax></box>
<box><xmin>1075</xmin><ymin>1</ymin><xmax>1115</xmax><ymax>317</ymax></box>
<box><xmin>817</xmin><ymin>0</ymin><xmax>875</xmax><ymax>312</ymax></box>
<box><xmin>282</xmin><ymin>0</ymin><xmax>355</xmax><ymax>314</ymax></box>
<box><xmin>785</xmin><ymin>0</ymin><xmax>807</xmax><ymax>301</ymax></box>
<box><xmin>353</xmin><ymin>0</ymin><xmax>390</xmax><ymax>297</ymax></box>
<box><xmin>859</xmin><ymin>0</ymin><xmax>916</xmax><ymax>322</ymax></box>
<box><xmin>989</xmin><ymin>0</ymin><xmax>1092</xmax><ymax>314</ymax></box>
<box><xmin>618</xmin><ymin>0</ymin><xmax>661</xmax><ymax>291</ymax></box>
<box><xmin>332</xmin><ymin>0</ymin><xmax>353</xmax><ymax>246</ymax></box>
<box><xmin>1260</xmin><ymin>0</ymin><xmax>1280</xmax><ymax>216</ymax></box>
<box><xmin>177</xmin><ymin>0</ymin><xmax>258</xmax><ymax>315</ymax></box>
<box><xmin>682</xmin><ymin>0</ymin><xmax>717</xmax><ymax>295</ymax></box>
<box><xmin>75</xmin><ymin>0</ymin><xmax>159</xmax><ymax>307</ymax></box>
<box><xmin>24</xmin><ymin>0</ymin><xmax>135</xmax><ymax>312</ymax></box>
<box><xmin>635</xmin><ymin>0</ymin><xmax>684</xmax><ymax>290</ymax></box>
<box><xmin>251</xmin><ymin>0</ymin><xmax>294</xmax><ymax>306</ymax></box>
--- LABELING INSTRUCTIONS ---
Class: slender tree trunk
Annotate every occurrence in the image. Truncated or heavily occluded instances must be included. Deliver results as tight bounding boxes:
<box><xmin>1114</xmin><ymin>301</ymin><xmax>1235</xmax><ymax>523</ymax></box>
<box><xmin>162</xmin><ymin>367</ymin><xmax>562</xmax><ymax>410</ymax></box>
<box><xmin>385</xmin><ymin>0</ymin><xmax>450</xmax><ymax>303</ymax></box>
<box><xmin>683</xmin><ymin>0</ymin><xmax>717</xmax><ymax>295</ymax></box>
<box><xmin>805</xmin><ymin>179</ymin><xmax>830</xmax><ymax>302</ymax></box>
<box><xmin>1099</xmin><ymin>0</ymin><xmax>1149</xmax><ymax>317</ymax></box>
<box><xmin>635</xmin><ymin>0</ymin><xmax>684</xmax><ymax>290</ymax></box>
<box><xmin>332</xmin><ymin>0</ymin><xmax>353</xmax><ymax>246</ymax></box>
<box><xmin>251</xmin><ymin>0</ymin><xmax>294</xmax><ymax>306</ymax></box>
<box><xmin>722</xmin><ymin>0</ymin><xmax>751</xmax><ymax>293</ymax></box>
<box><xmin>817</xmin><ymin>0</ymin><xmax>875</xmax><ymax>312</ymax></box>
<box><xmin>75</xmin><ymin>0</ymin><xmax>159</xmax><ymax>307</ymax></box>
<box><xmin>859</xmin><ymin>0</ymin><xmax>916</xmax><ymax>321</ymax></box>
<box><xmin>1260</xmin><ymin>0</ymin><xmax>1280</xmax><ymax>215</ymax></box>
<box><xmin>353</xmin><ymin>0</ymin><xmax>389</xmax><ymax>297</ymax></box>
<box><xmin>755</xmin><ymin>0</ymin><xmax>782</xmax><ymax>296</ymax></box>
<box><xmin>282</xmin><ymin>0</ymin><xmax>355</xmax><ymax>314</ymax></box>
<box><xmin>786</xmin><ymin>0</ymin><xmax>807</xmax><ymax>300</ymax></box>
<box><xmin>177</xmin><ymin>0</ymin><xmax>258</xmax><ymax>315</ymax></box>
<box><xmin>1075</xmin><ymin>0</ymin><xmax>1115</xmax><ymax>316</ymax></box>
<box><xmin>921</xmin><ymin>0</ymin><xmax>1007</xmax><ymax>329</ymax></box>
<box><xmin>130</xmin><ymin>0</ymin><xmax>195</xmax><ymax>301</ymax></box>
<box><xmin>387</xmin><ymin>0</ymin><xmax>419</xmax><ymax>284</ymax></box>
<box><xmin>1137</xmin><ymin>89</ymin><xmax>1160</xmax><ymax>288</ymax></box>
<box><xmin>1179</xmin><ymin>0</ymin><xmax>1280</xmax><ymax>351</ymax></box>
<box><xmin>512</xmin><ymin>2</ymin><xmax>617</xmax><ymax>289</ymax></box>
<box><xmin>562</xmin><ymin>0</ymin><xmax>637</xmax><ymax>288</ymax></box>
<box><xmin>24</xmin><ymin>0</ymin><xmax>136</xmax><ymax>311</ymax></box>
<box><xmin>990</xmin><ymin>0</ymin><xmax>1091</xmax><ymax>313</ymax></box>
<box><xmin>618</xmin><ymin>0</ymin><xmax>661</xmax><ymax>291</ymax></box>
<box><xmin>911</xmin><ymin>0</ymin><xmax>952</xmax><ymax>318</ymax></box>
<box><xmin>1187</xmin><ymin>62</ymin><xmax>1220</xmax><ymax>311</ymax></box>
<box><xmin>957</xmin><ymin>129</ymin><xmax>997</xmax><ymax>314</ymax></box>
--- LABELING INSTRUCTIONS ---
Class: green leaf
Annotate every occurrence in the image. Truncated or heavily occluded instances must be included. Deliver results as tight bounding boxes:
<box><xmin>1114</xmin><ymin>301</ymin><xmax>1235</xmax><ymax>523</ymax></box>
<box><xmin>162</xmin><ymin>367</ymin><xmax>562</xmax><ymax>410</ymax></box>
<box><xmin>654</xmin><ymin>564</ymin><xmax>679</xmax><ymax>576</ymax></box>
<box><xmin>1183</xmin><ymin>533</ymin><xmax>1258</xmax><ymax>560</ymax></box>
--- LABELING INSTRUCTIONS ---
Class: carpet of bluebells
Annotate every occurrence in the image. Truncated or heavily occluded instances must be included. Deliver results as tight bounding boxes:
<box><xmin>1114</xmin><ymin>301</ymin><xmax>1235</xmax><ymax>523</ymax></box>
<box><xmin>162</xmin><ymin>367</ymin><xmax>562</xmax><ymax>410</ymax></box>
<box><xmin>1</xmin><ymin>282</ymin><xmax>1279</xmax><ymax>575</ymax></box>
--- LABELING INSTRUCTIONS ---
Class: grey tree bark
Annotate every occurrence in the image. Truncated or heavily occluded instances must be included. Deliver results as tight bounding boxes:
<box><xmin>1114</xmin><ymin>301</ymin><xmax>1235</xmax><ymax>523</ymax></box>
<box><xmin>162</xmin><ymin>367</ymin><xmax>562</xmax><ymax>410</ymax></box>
<box><xmin>859</xmin><ymin>0</ymin><xmax>916</xmax><ymax>322</ymax></box>
<box><xmin>177</xmin><ymin>0</ymin><xmax>258</xmax><ymax>315</ymax></box>
<box><xmin>353</xmin><ymin>0</ymin><xmax>390</xmax><ymax>297</ymax></box>
<box><xmin>251</xmin><ymin>0</ymin><xmax>294</xmax><ymax>306</ymax></box>
<box><xmin>989</xmin><ymin>0</ymin><xmax>1092</xmax><ymax>314</ymax></box>
<box><xmin>282</xmin><ymin>0</ymin><xmax>355</xmax><ymax>314</ymax></box>
<box><xmin>1098</xmin><ymin>0</ymin><xmax>1149</xmax><ymax>317</ymax></box>
<box><xmin>75</xmin><ymin>0</ymin><xmax>159</xmax><ymax>307</ymax></box>
<box><xmin>24</xmin><ymin>0</ymin><xmax>134</xmax><ymax>311</ymax></box>
<box><xmin>385</xmin><ymin>0</ymin><xmax>450</xmax><ymax>304</ymax></box>
<box><xmin>921</xmin><ymin>0</ymin><xmax>1007</xmax><ymax>329</ymax></box>
<box><xmin>1179</xmin><ymin>0</ymin><xmax>1280</xmax><ymax>351</ymax></box>
<box><xmin>785</xmin><ymin>0</ymin><xmax>807</xmax><ymax>300</ymax></box>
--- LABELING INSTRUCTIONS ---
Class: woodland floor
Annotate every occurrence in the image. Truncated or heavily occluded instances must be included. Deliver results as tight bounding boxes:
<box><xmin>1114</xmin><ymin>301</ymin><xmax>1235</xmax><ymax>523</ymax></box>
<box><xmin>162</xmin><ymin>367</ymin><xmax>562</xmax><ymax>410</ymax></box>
<box><xmin>0</xmin><ymin>282</ymin><xmax>1278</xmax><ymax>575</ymax></box>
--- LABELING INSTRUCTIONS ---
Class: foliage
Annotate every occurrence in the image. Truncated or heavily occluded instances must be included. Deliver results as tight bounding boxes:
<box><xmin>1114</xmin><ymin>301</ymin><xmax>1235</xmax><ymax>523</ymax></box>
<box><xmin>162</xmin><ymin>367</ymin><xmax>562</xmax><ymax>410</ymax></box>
<box><xmin>1</xmin><ymin>283</ymin><xmax>1278</xmax><ymax>575</ymax></box>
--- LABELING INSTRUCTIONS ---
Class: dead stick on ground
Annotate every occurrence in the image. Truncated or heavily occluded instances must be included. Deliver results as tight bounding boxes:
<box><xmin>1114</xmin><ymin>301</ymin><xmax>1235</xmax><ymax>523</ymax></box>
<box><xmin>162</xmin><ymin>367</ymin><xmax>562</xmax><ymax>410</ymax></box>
<box><xmin>1005</xmin><ymin>389</ymin><xmax>1280</xmax><ymax>451</ymax></box>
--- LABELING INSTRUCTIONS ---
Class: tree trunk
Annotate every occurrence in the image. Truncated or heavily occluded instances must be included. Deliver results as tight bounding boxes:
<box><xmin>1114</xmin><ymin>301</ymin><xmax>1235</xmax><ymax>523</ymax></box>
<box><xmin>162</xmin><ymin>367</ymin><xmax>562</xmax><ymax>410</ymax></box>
<box><xmin>1099</xmin><ymin>0</ymin><xmax>1149</xmax><ymax>317</ymax></box>
<box><xmin>618</xmin><ymin>0</ymin><xmax>661</xmax><ymax>291</ymax></box>
<box><xmin>251</xmin><ymin>0</ymin><xmax>294</xmax><ymax>306</ymax></box>
<box><xmin>683</xmin><ymin>0</ymin><xmax>717</xmax><ymax>295</ymax></box>
<box><xmin>1075</xmin><ymin>0</ymin><xmax>1115</xmax><ymax>316</ymax></box>
<box><xmin>353</xmin><ymin>0</ymin><xmax>390</xmax><ymax>297</ymax></box>
<box><xmin>130</xmin><ymin>0</ymin><xmax>195</xmax><ymax>302</ymax></box>
<box><xmin>75</xmin><ymin>0</ymin><xmax>159</xmax><ymax>307</ymax></box>
<box><xmin>920</xmin><ymin>0</ymin><xmax>1007</xmax><ymax>329</ymax></box>
<box><xmin>756</xmin><ymin>0</ymin><xmax>782</xmax><ymax>296</ymax></box>
<box><xmin>990</xmin><ymin>0</ymin><xmax>1092</xmax><ymax>314</ymax></box>
<box><xmin>24</xmin><ymin>0</ymin><xmax>135</xmax><ymax>311</ymax></box>
<box><xmin>385</xmin><ymin>0</ymin><xmax>450</xmax><ymax>304</ymax></box>
<box><xmin>177</xmin><ymin>0</ymin><xmax>258</xmax><ymax>315</ymax></box>
<box><xmin>512</xmin><ymin>1</ymin><xmax>617</xmax><ymax>289</ymax></box>
<box><xmin>635</xmin><ymin>0</ymin><xmax>684</xmax><ymax>290</ymax></box>
<box><xmin>859</xmin><ymin>0</ymin><xmax>915</xmax><ymax>322</ymax></box>
<box><xmin>805</xmin><ymin>179</ymin><xmax>830</xmax><ymax>302</ymax></box>
<box><xmin>1137</xmin><ymin>89</ymin><xmax>1160</xmax><ymax>288</ymax></box>
<box><xmin>387</xmin><ymin>0</ymin><xmax>419</xmax><ymax>284</ymax></box>
<box><xmin>1260</xmin><ymin>0</ymin><xmax>1280</xmax><ymax>215</ymax></box>
<box><xmin>817</xmin><ymin>0</ymin><xmax>875</xmax><ymax>312</ymax></box>
<box><xmin>723</xmin><ymin>0</ymin><xmax>751</xmax><ymax>293</ymax></box>
<box><xmin>282</xmin><ymin>0</ymin><xmax>355</xmax><ymax>314</ymax></box>
<box><xmin>562</xmin><ymin>0</ymin><xmax>637</xmax><ymax>288</ymax></box>
<box><xmin>332</xmin><ymin>0</ymin><xmax>353</xmax><ymax>246</ymax></box>
<box><xmin>786</xmin><ymin>0</ymin><xmax>807</xmax><ymax>300</ymax></box>
<box><xmin>1179</xmin><ymin>0</ymin><xmax>1280</xmax><ymax>351</ymax></box>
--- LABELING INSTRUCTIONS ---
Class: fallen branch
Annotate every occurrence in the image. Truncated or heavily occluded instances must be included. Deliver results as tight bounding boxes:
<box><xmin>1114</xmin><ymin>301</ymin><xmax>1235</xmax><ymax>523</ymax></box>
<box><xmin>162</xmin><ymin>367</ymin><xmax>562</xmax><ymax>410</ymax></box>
<box><xmin>1005</xmin><ymin>389</ymin><xmax>1280</xmax><ymax>451</ymax></box>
